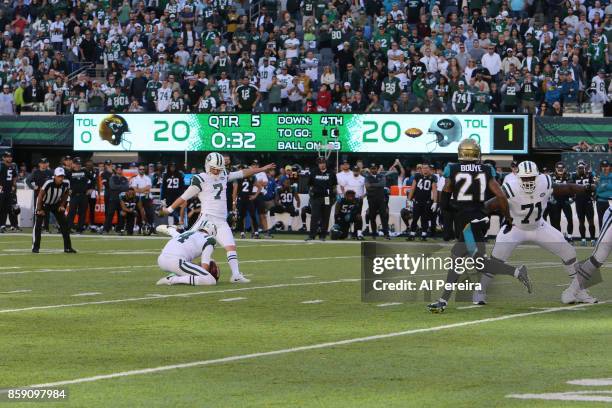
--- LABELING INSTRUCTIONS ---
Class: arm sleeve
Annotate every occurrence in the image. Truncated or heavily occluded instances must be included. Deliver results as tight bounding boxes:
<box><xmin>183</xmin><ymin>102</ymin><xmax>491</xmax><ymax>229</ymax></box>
<box><xmin>200</xmin><ymin>243</ymin><xmax>214</xmax><ymax>266</ymax></box>
<box><xmin>228</xmin><ymin>170</ymin><xmax>244</xmax><ymax>181</ymax></box>
<box><xmin>180</xmin><ymin>185</ymin><xmax>200</xmax><ymax>201</ymax></box>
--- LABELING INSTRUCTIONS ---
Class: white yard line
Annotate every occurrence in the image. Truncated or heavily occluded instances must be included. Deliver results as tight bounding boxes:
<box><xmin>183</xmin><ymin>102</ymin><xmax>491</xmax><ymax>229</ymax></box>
<box><xmin>0</xmin><ymin>289</ymin><xmax>31</xmax><ymax>294</ymax></box>
<box><xmin>71</xmin><ymin>292</ymin><xmax>102</xmax><ymax>297</ymax></box>
<box><xmin>295</xmin><ymin>276</ymin><xmax>316</xmax><ymax>279</ymax></box>
<box><xmin>219</xmin><ymin>297</ymin><xmax>246</xmax><ymax>302</ymax></box>
<box><xmin>456</xmin><ymin>305</ymin><xmax>484</xmax><ymax>310</ymax></box>
<box><xmin>301</xmin><ymin>299</ymin><xmax>324</xmax><ymax>304</ymax></box>
<box><xmin>0</xmin><ymin>279</ymin><xmax>360</xmax><ymax>314</ymax></box>
<box><xmin>377</xmin><ymin>302</ymin><xmax>403</xmax><ymax>307</ymax></box>
<box><xmin>7</xmin><ymin>301</ymin><xmax>605</xmax><ymax>391</ymax></box>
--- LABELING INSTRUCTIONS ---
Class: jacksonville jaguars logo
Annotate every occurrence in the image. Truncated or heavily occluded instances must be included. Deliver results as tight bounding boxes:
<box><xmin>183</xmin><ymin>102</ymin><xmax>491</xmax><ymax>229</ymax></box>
<box><xmin>99</xmin><ymin>114</ymin><xmax>130</xmax><ymax>146</ymax></box>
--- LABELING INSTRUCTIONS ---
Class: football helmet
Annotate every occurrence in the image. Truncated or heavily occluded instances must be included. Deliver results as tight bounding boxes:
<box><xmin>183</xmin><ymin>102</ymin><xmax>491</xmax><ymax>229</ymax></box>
<box><xmin>205</xmin><ymin>152</ymin><xmax>225</xmax><ymax>173</ymax></box>
<box><xmin>427</xmin><ymin>116</ymin><xmax>462</xmax><ymax>148</ymax></box>
<box><xmin>192</xmin><ymin>217</ymin><xmax>217</xmax><ymax>237</ymax></box>
<box><xmin>330</xmin><ymin>224</ymin><xmax>344</xmax><ymax>240</ymax></box>
<box><xmin>517</xmin><ymin>161</ymin><xmax>539</xmax><ymax>193</ymax></box>
<box><xmin>457</xmin><ymin>138</ymin><xmax>481</xmax><ymax>162</ymax></box>
<box><xmin>99</xmin><ymin>114</ymin><xmax>132</xmax><ymax>150</ymax></box>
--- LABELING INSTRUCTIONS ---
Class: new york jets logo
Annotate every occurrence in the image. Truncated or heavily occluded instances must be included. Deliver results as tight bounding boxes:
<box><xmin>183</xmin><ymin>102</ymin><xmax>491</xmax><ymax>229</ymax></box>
<box><xmin>437</xmin><ymin>118</ymin><xmax>455</xmax><ymax>130</ymax></box>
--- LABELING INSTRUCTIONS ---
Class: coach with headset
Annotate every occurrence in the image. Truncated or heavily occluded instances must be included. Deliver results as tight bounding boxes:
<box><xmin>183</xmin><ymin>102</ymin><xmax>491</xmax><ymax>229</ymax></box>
<box><xmin>306</xmin><ymin>157</ymin><xmax>337</xmax><ymax>241</ymax></box>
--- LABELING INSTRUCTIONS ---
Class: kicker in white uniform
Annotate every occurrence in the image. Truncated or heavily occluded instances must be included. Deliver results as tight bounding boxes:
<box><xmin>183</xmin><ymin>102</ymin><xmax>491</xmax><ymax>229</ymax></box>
<box><xmin>160</xmin><ymin>152</ymin><xmax>275</xmax><ymax>284</ymax></box>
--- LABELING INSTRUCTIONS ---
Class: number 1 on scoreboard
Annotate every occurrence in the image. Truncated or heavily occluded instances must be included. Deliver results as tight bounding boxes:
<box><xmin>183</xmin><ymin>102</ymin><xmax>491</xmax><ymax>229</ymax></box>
<box><xmin>503</xmin><ymin>123</ymin><xmax>513</xmax><ymax>142</ymax></box>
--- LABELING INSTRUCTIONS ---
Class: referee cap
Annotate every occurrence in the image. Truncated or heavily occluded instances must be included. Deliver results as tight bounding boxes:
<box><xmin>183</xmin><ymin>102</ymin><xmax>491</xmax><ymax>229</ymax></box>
<box><xmin>54</xmin><ymin>167</ymin><xmax>65</xmax><ymax>177</ymax></box>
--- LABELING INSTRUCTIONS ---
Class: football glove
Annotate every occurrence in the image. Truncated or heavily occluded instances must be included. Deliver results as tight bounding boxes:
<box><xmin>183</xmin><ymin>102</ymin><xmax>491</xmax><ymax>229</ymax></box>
<box><xmin>430</xmin><ymin>202</ymin><xmax>438</xmax><ymax>212</ymax></box>
<box><xmin>407</xmin><ymin>200</ymin><xmax>414</xmax><ymax>211</ymax></box>
<box><xmin>502</xmin><ymin>218</ymin><xmax>514</xmax><ymax>234</ymax></box>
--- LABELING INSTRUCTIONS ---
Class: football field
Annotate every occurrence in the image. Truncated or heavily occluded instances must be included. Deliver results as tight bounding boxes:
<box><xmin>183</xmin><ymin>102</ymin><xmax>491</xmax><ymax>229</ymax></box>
<box><xmin>0</xmin><ymin>232</ymin><xmax>611</xmax><ymax>407</ymax></box>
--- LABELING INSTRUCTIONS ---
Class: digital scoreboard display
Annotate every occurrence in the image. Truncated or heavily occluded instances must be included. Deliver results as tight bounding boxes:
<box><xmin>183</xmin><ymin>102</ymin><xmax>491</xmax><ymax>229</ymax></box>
<box><xmin>74</xmin><ymin>113</ymin><xmax>529</xmax><ymax>154</ymax></box>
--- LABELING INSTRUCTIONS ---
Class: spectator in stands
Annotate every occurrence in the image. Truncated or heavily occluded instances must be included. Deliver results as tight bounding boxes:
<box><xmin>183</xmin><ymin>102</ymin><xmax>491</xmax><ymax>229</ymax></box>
<box><xmin>0</xmin><ymin>85</ymin><xmax>15</xmax><ymax>115</ymax></box>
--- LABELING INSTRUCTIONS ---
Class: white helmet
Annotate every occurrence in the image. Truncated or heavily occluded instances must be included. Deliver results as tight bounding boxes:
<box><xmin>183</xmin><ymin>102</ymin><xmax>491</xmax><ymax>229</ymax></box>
<box><xmin>191</xmin><ymin>217</ymin><xmax>217</xmax><ymax>237</ymax></box>
<box><xmin>205</xmin><ymin>152</ymin><xmax>225</xmax><ymax>173</ymax></box>
<box><xmin>517</xmin><ymin>161</ymin><xmax>539</xmax><ymax>193</ymax></box>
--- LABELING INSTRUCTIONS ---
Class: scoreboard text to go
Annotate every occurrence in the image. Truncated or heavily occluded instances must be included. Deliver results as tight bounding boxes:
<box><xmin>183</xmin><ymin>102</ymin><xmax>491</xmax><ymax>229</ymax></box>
<box><xmin>73</xmin><ymin>113</ymin><xmax>529</xmax><ymax>153</ymax></box>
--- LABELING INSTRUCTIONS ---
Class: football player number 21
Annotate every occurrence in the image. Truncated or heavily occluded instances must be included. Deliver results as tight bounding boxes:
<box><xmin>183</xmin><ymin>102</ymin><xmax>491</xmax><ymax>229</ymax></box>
<box><xmin>503</xmin><ymin>123</ymin><xmax>513</xmax><ymax>141</ymax></box>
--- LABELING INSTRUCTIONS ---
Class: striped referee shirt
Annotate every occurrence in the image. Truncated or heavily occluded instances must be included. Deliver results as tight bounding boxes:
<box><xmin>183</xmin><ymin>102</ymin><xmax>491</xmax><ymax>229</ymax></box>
<box><xmin>40</xmin><ymin>179</ymin><xmax>70</xmax><ymax>206</ymax></box>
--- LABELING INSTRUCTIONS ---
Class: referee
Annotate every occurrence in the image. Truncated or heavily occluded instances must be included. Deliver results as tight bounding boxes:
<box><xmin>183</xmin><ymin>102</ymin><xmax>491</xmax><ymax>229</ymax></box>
<box><xmin>32</xmin><ymin>167</ymin><xmax>76</xmax><ymax>253</ymax></box>
<box><xmin>306</xmin><ymin>157</ymin><xmax>337</xmax><ymax>241</ymax></box>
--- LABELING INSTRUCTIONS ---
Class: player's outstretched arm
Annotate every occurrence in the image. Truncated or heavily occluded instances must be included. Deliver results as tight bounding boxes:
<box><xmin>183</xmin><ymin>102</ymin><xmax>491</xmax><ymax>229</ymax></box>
<box><xmin>240</xmin><ymin>163</ymin><xmax>276</xmax><ymax>179</ymax></box>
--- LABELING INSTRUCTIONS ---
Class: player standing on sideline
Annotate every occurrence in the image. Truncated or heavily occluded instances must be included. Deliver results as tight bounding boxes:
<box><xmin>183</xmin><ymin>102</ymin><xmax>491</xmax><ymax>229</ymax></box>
<box><xmin>406</xmin><ymin>163</ymin><xmax>437</xmax><ymax>241</ymax></box>
<box><xmin>596</xmin><ymin>160</ymin><xmax>611</xmax><ymax>228</ymax></box>
<box><xmin>571</xmin><ymin>161</ymin><xmax>597</xmax><ymax>246</ymax></box>
<box><xmin>549</xmin><ymin>162</ymin><xmax>575</xmax><ymax>242</ymax></box>
<box><xmin>32</xmin><ymin>167</ymin><xmax>76</xmax><ymax>253</ymax></box>
<box><xmin>0</xmin><ymin>151</ymin><xmax>17</xmax><ymax>233</ymax></box>
<box><xmin>428</xmin><ymin>139</ymin><xmax>531</xmax><ymax>313</ymax></box>
<box><xmin>160</xmin><ymin>162</ymin><xmax>185</xmax><ymax>226</ymax></box>
<box><xmin>473</xmin><ymin>161</ymin><xmax>597</xmax><ymax>305</ymax></box>
<box><xmin>156</xmin><ymin>220</ymin><xmax>220</xmax><ymax>286</ymax></box>
<box><xmin>161</xmin><ymin>152</ymin><xmax>275</xmax><ymax>283</ymax></box>
<box><xmin>237</xmin><ymin>164</ymin><xmax>260</xmax><ymax>239</ymax></box>
<box><xmin>83</xmin><ymin>159</ymin><xmax>98</xmax><ymax>232</ymax></box>
<box><xmin>365</xmin><ymin>163</ymin><xmax>390</xmax><ymax>240</ymax></box>
<box><xmin>28</xmin><ymin>158</ymin><xmax>53</xmax><ymax>233</ymax></box>
<box><xmin>306</xmin><ymin>157</ymin><xmax>337</xmax><ymax>242</ymax></box>
<box><xmin>572</xmin><ymin>204</ymin><xmax>611</xmax><ymax>293</ymax></box>
<box><xmin>67</xmin><ymin>158</ymin><xmax>91</xmax><ymax>233</ymax></box>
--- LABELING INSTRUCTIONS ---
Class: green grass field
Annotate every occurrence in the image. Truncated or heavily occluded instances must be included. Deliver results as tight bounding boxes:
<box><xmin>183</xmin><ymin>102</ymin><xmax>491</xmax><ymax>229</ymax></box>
<box><xmin>0</xmin><ymin>232</ymin><xmax>611</xmax><ymax>407</ymax></box>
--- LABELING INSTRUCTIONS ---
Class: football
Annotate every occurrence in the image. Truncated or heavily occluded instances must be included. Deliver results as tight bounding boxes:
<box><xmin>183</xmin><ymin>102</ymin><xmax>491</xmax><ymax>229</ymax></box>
<box><xmin>404</xmin><ymin>127</ymin><xmax>423</xmax><ymax>138</ymax></box>
<box><xmin>208</xmin><ymin>259</ymin><xmax>220</xmax><ymax>281</ymax></box>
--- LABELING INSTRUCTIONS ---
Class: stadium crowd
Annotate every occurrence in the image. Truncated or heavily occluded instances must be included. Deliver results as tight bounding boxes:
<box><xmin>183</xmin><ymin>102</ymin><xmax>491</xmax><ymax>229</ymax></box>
<box><xmin>0</xmin><ymin>0</ymin><xmax>610</xmax><ymax>115</ymax></box>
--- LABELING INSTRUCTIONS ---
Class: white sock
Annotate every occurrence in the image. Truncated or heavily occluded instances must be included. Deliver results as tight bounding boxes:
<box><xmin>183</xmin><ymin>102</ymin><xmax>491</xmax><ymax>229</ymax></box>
<box><xmin>169</xmin><ymin>275</ymin><xmax>215</xmax><ymax>286</ymax></box>
<box><xmin>227</xmin><ymin>251</ymin><xmax>240</xmax><ymax>278</ymax></box>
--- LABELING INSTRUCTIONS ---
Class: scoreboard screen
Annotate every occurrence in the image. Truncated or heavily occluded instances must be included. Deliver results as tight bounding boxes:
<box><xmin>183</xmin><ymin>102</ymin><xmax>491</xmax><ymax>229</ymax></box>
<box><xmin>74</xmin><ymin>113</ymin><xmax>529</xmax><ymax>154</ymax></box>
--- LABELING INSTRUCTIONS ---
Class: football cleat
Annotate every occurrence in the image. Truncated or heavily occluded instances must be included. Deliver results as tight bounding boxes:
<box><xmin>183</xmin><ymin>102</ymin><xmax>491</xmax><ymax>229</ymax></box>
<box><xmin>298</xmin><ymin>226</ymin><xmax>307</xmax><ymax>232</ymax></box>
<box><xmin>156</xmin><ymin>274</ymin><xmax>176</xmax><ymax>285</ymax></box>
<box><xmin>575</xmin><ymin>289</ymin><xmax>598</xmax><ymax>304</ymax></box>
<box><xmin>590</xmin><ymin>239</ymin><xmax>597</xmax><ymax>247</ymax></box>
<box><xmin>515</xmin><ymin>265</ymin><xmax>532</xmax><ymax>293</ymax></box>
<box><xmin>230</xmin><ymin>274</ymin><xmax>250</xmax><ymax>284</ymax></box>
<box><xmin>155</xmin><ymin>224</ymin><xmax>177</xmax><ymax>236</ymax></box>
<box><xmin>561</xmin><ymin>287</ymin><xmax>578</xmax><ymax>304</ymax></box>
<box><xmin>428</xmin><ymin>299</ymin><xmax>447</xmax><ymax>313</ymax></box>
<box><xmin>472</xmin><ymin>291</ymin><xmax>487</xmax><ymax>305</ymax></box>
<box><xmin>581</xmin><ymin>239</ymin><xmax>587</xmax><ymax>247</ymax></box>
<box><xmin>240</xmin><ymin>232</ymin><xmax>246</xmax><ymax>239</ymax></box>
<box><xmin>31</xmin><ymin>248</ymin><xmax>39</xmax><ymax>253</ymax></box>
<box><xmin>64</xmin><ymin>248</ymin><xmax>77</xmax><ymax>253</ymax></box>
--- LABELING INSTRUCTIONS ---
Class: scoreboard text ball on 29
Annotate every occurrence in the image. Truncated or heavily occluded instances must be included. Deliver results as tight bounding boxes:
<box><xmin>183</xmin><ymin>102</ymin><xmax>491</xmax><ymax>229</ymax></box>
<box><xmin>74</xmin><ymin>114</ymin><xmax>529</xmax><ymax>154</ymax></box>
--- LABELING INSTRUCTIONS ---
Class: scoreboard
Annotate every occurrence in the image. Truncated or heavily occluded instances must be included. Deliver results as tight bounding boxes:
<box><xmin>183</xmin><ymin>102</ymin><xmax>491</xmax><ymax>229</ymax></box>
<box><xmin>74</xmin><ymin>113</ymin><xmax>529</xmax><ymax>154</ymax></box>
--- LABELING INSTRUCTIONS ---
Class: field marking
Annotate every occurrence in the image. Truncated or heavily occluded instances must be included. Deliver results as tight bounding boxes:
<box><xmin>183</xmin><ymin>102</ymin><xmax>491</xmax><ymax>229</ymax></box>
<box><xmin>8</xmin><ymin>301</ymin><xmax>606</xmax><ymax>391</ymax></box>
<box><xmin>219</xmin><ymin>297</ymin><xmax>246</xmax><ymax>302</ymax></box>
<box><xmin>301</xmin><ymin>299</ymin><xmax>324</xmax><ymax>304</ymax></box>
<box><xmin>0</xmin><ymin>279</ymin><xmax>360</xmax><ymax>314</ymax></box>
<box><xmin>377</xmin><ymin>302</ymin><xmax>403</xmax><ymax>307</ymax></box>
<box><xmin>71</xmin><ymin>292</ymin><xmax>102</xmax><ymax>297</ymax></box>
<box><xmin>0</xmin><ymin>289</ymin><xmax>31</xmax><ymax>294</ymax></box>
<box><xmin>295</xmin><ymin>276</ymin><xmax>316</xmax><ymax>279</ymax></box>
<box><xmin>109</xmin><ymin>270</ymin><xmax>132</xmax><ymax>274</ymax></box>
<box><xmin>456</xmin><ymin>305</ymin><xmax>483</xmax><ymax>310</ymax></box>
<box><xmin>507</xmin><ymin>391</ymin><xmax>612</xmax><ymax>402</ymax></box>
<box><xmin>568</xmin><ymin>379</ymin><xmax>612</xmax><ymax>386</ymax></box>
<box><xmin>0</xmin><ymin>265</ymin><xmax>157</xmax><ymax>276</ymax></box>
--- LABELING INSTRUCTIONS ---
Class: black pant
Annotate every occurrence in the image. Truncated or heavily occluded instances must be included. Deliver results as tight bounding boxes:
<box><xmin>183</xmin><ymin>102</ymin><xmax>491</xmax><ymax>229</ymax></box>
<box><xmin>88</xmin><ymin>196</ymin><xmax>97</xmax><ymax>226</ymax></box>
<box><xmin>597</xmin><ymin>201</ymin><xmax>610</xmax><ymax>234</ymax></box>
<box><xmin>411</xmin><ymin>201</ymin><xmax>432</xmax><ymax>234</ymax></box>
<box><xmin>121</xmin><ymin>210</ymin><xmax>136</xmax><ymax>235</ymax></box>
<box><xmin>367</xmin><ymin>196</ymin><xmax>389</xmax><ymax>237</ymax></box>
<box><xmin>68</xmin><ymin>193</ymin><xmax>88</xmax><ymax>232</ymax></box>
<box><xmin>237</xmin><ymin>196</ymin><xmax>258</xmax><ymax>233</ymax></box>
<box><xmin>575</xmin><ymin>199</ymin><xmax>596</xmax><ymax>239</ymax></box>
<box><xmin>270</xmin><ymin>204</ymin><xmax>299</xmax><ymax>217</ymax></box>
<box><xmin>309</xmin><ymin>196</ymin><xmax>332</xmax><ymax>239</ymax></box>
<box><xmin>33</xmin><ymin>204</ymin><xmax>72</xmax><ymax>251</ymax></box>
<box><xmin>0</xmin><ymin>190</ymin><xmax>11</xmax><ymax>227</ymax></box>
<box><xmin>549</xmin><ymin>201</ymin><xmax>574</xmax><ymax>236</ymax></box>
<box><xmin>139</xmin><ymin>197</ymin><xmax>155</xmax><ymax>226</ymax></box>
<box><xmin>104</xmin><ymin>198</ymin><xmax>123</xmax><ymax>232</ymax></box>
